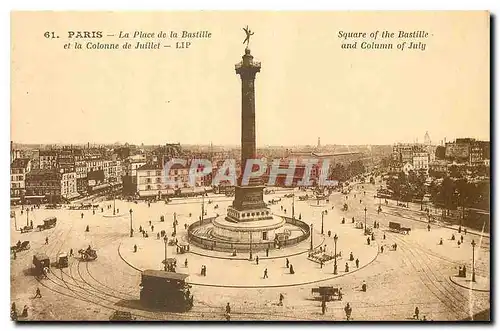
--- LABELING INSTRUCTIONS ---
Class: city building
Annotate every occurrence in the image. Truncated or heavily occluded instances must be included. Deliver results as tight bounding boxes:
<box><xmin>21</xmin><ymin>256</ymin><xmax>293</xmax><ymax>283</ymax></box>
<box><xmin>10</xmin><ymin>158</ymin><xmax>32</xmax><ymax>202</ymax></box>
<box><xmin>39</xmin><ymin>150</ymin><xmax>58</xmax><ymax>170</ymax></box>
<box><xmin>25</xmin><ymin>168</ymin><xmax>78</xmax><ymax>203</ymax></box>
<box><xmin>412</xmin><ymin>152</ymin><xmax>429</xmax><ymax>171</ymax></box>
<box><xmin>136</xmin><ymin>162</ymin><xmax>203</xmax><ymax>198</ymax></box>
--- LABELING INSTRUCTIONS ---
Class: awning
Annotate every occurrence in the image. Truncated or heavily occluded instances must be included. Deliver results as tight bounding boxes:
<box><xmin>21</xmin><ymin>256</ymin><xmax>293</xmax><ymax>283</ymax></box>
<box><xmin>65</xmin><ymin>192</ymin><xmax>80</xmax><ymax>199</ymax></box>
<box><xmin>91</xmin><ymin>183</ymin><xmax>110</xmax><ymax>191</ymax></box>
<box><xmin>139</xmin><ymin>191</ymin><xmax>158</xmax><ymax>197</ymax></box>
<box><xmin>24</xmin><ymin>195</ymin><xmax>46</xmax><ymax>199</ymax></box>
<box><xmin>10</xmin><ymin>197</ymin><xmax>21</xmax><ymax>200</ymax></box>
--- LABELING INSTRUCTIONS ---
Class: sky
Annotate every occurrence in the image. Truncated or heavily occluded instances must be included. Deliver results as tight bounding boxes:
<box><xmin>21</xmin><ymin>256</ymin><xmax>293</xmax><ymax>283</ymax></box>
<box><xmin>11</xmin><ymin>11</ymin><xmax>490</xmax><ymax>146</ymax></box>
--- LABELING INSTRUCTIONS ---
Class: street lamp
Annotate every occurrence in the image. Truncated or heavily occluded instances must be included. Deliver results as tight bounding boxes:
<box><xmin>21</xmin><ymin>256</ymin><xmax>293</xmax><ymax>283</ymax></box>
<box><xmin>471</xmin><ymin>240</ymin><xmax>476</xmax><ymax>282</ymax></box>
<box><xmin>364</xmin><ymin>207</ymin><xmax>367</xmax><ymax>231</ymax></box>
<box><xmin>129</xmin><ymin>209</ymin><xmax>133</xmax><ymax>237</ymax></box>
<box><xmin>333</xmin><ymin>233</ymin><xmax>338</xmax><ymax>275</ymax></box>
<box><xmin>310</xmin><ymin>223</ymin><xmax>314</xmax><ymax>250</ymax></box>
<box><xmin>113</xmin><ymin>192</ymin><xmax>116</xmax><ymax>215</ymax></box>
<box><xmin>321</xmin><ymin>211</ymin><xmax>325</xmax><ymax>235</ymax></box>
<box><xmin>163</xmin><ymin>236</ymin><xmax>168</xmax><ymax>271</ymax></box>
<box><xmin>249</xmin><ymin>232</ymin><xmax>253</xmax><ymax>260</ymax></box>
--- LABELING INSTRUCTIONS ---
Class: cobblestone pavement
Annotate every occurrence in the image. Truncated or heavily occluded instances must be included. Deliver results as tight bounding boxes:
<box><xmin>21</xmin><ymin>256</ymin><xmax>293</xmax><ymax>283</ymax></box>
<box><xmin>10</xmin><ymin>182</ymin><xmax>490</xmax><ymax>321</ymax></box>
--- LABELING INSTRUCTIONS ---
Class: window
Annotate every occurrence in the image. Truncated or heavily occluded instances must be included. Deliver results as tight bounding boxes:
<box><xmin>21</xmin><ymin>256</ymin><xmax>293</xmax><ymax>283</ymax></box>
<box><xmin>262</xmin><ymin>232</ymin><xmax>268</xmax><ymax>240</ymax></box>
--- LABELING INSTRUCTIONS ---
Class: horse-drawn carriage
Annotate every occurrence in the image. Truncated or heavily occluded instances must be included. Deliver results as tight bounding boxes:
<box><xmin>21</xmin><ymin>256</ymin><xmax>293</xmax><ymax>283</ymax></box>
<box><xmin>79</xmin><ymin>246</ymin><xmax>98</xmax><ymax>261</ymax></box>
<box><xmin>11</xmin><ymin>240</ymin><xmax>30</xmax><ymax>253</ymax></box>
<box><xmin>298</xmin><ymin>195</ymin><xmax>309</xmax><ymax>201</ymax></box>
<box><xmin>389</xmin><ymin>222</ymin><xmax>411</xmax><ymax>235</ymax></box>
<box><xmin>311</xmin><ymin>286</ymin><xmax>342</xmax><ymax>302</ymax></box>
<box><xmin>20</xmin><ymin>225</ymin><xmax>33</xmax><ymax>233</ymax></box>
<box><xmin>33</xmin><ymin>253</ymin><xmax>50</xmax><ymax>278</ymax></box>
<box><xmin>176</xmin><ymin>243</ymin><xmax>190</xmax><ymax>254</ymax></box>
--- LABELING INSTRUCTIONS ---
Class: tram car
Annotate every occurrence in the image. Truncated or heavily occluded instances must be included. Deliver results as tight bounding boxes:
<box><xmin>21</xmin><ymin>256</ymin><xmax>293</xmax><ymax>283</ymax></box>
<box><xmin>139</xmin><ymin>270</ymin><xmax>194</xmax><ymax>312</ymax></box>
<box><xmin>37</xmin><ymin>217</ymin><xmax>57</xmax><ymax>231</ymax></box>
<box><xmin>389</xmin><ymin>222</ymin><xmax>411</xmax><ymax>235</ymax></box>
<box><xmin>58</xmin><ymin>253</ymin><xmax>69</xmax><ymax>268</ymax></box>
<box><xmin>32</xmin><ymin>253</ymin><xmax>50</xmax><ymax>277</ymax></box>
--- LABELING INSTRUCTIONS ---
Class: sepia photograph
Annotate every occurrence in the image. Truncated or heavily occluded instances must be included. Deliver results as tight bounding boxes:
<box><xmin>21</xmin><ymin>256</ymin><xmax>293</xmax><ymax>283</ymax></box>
<box><xmin>9</xmin><ymin>11</ymin><xmax>490</xmax><ymax>321</ymax></box>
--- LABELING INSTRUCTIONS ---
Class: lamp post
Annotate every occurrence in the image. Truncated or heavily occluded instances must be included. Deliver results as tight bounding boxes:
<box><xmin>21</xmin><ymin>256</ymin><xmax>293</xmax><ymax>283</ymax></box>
<box><xmin>13</xmin><ymin>211</ymin><xmax>17</xmax><ymax>231</ymax></box>
<box><xmin>129</xmin><ymin>209</ymin><xmax>133</xmax><ymax>237</ymax></box>
<box><xmin>364</xmin><ymin>207</ymin><xmax>367</xmax><ymax>232</ymax></box>
<box><xmin>26</xmin><ymin>208</ymin><xmax>29</xmax><ymax>227</ymax></box>
<box><xmin>333</xmin><ymin>233</ymin><xmax>338</xmax><ymax>275</ymax></box>
<box><xmin>310</xmin><ymin>223</ymin><xmax>314</xmax><ymax>250</ymax></box>
<box><xmin>163</xmin><ymin>236</ymin><xmax>168</xmax><ymax>271</ymax></box>
<box><xmin>471</xmin><ymin>240</ymin><xmax>476</xmax><ymax>282</ymax></box>
<box><xmin>113</xmin><ymin>192</ymin><xmax>116</xmax><ymax>216</ymax></box>
<box><xmin>249</xmin><ymin>232</ymin><xmax>253</xmax><ymax>260</ymax></box>
<box><xmin>292</xmin><ymin>193</ymin><xmax>295</xmax><ymax>220</ymax></box>
<box><xmin>321</xmin><ymin>211</ymin><xmax>325</xmax><ymax>235</ymax></box>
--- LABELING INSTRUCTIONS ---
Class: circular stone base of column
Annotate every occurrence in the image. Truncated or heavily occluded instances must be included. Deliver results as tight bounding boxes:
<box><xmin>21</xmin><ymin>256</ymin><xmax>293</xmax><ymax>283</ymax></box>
<box><xmin>212</xmin><ymin>215</ymin><xmax>286</xmax><ymax>243</ymax></box>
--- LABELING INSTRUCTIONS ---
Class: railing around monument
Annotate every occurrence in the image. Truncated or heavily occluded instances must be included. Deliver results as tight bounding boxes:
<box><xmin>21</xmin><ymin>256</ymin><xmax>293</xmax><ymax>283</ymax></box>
<box><xmin>187</xmin><ymin>215</ymin><xmax>311</xmax><ymax>252</ymax></box>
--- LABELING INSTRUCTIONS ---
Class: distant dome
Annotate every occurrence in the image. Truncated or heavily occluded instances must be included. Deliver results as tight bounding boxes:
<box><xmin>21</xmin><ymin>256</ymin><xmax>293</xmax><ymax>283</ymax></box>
<box><xmin>424</xmin><ymin>131</ymin><xmax>431</xmax><ymax>145</ymax></box>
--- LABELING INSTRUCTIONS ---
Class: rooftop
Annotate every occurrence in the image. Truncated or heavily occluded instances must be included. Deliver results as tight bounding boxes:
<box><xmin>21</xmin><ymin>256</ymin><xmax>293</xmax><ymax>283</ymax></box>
<box><xmin>11</xmin><ymin>158</ymin><xmax>30</xmax><ymax>169</ymax></box>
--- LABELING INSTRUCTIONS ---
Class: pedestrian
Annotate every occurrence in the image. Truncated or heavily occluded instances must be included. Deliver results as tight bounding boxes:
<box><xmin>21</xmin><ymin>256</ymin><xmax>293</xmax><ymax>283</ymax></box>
<box><xmin>361</xmin><ymin>281</ymin><xmax>367</xmax><ymax>292</ymax></box>
<box><xmin>263</xmin><ymin>268</ymin><xmax>268</xmax><ymax>279</ymax></box>
<box><xmin>21</xmin><ymin>305</ymin><xmax>28</xmax><ymax>318</ymax></box>
<box><xmin>381</xmin><ymin>246</ymin><xmax>384</xmax><ymax>253</ymax></box>
<box><xmin>45</xmin><ymin>237</ymin><xmax>49</xmax><ymax>245</ymax></box>
<box><xmin>460</xmin><ymin>235</ymin><xmax>464</xmax><ymax>243</ymax></box>
<box><xmin>286</xmin><ymin>258</ymin><xmax>289</xmax><ymax>268</ymax></box>
<box><xmin>321</xmin><ymin>299</ymin><xmax>327</xmax><ymax>315</ymax></box>
<box><xmin>320</xmin><ymin>260</ymin><xmax>323</xmax><ymax>268</ymax></box>
<box><xmin>414</xmin><ymin>306</ymin><xmax>419</xmax><ymax>320</ymax></box>
<box><xmin>34</xmin><ymin>287</ymin><xmax>42</xmax><ymax>298</ymax></box>
<box><xmin>464</xmin><ymin>228</ymin><xmax>467</xmax><ymax>235</ymax></box>
<box><xmin>345</xmin><ymin>262</ymin><xmax>349</xmax><ymax>272</ymax></box>
<box><xmin>457</xmin><ymin>240</ymin><xmax>461</xmax><ymax>247</ymax></box>
<box><xmin>439</xmin><ymin>238</ymin><xmax>443</xmax><ymax>245</ymax></box>
<box><xmin>290</xmin><ymin>264</ymin><xmax>295</xmax><ymax>274</ymax></box>
<box><xmin>350</xmin><ymin>252</ymin><xmax>354</xmax><ymax>261</ymax></box>
<box><xmin>371</xmin><ymin>233</ymin><xmax>375</xmax><ymax>241</ymax></box>
<box><xmin>344</xmin><ymin>303</ymin><xmax>352</xmax><ymax>321</ymax></box>
<box><xmin>85</xmin><ymin>225</ymin><xmax>89</xmax><ymax>232</ymax></box>
<box><xmin>427</xmin><ymin>224</ymin><xmax>431</xmax><ymax>232</ymax></box>
<box><xmin>184</xmin><ymin>259</ymin><xmax>188</xmax><ymax>268</ymax></box>
<box><xmin>266</xmin><ymin>248</ymin><xmax>269</xmax><ymax>257</ymax></box>
<box><xmin>152</xmin><ymin>225</ymin><xmax>155</xmax><ymax>232</ymax></box>
<box><xmin>383</xmin><ymin>233</ymin><xmax>386</xmax><ymax>240</ymax></box>
<box><xmin>279</xmin><ymin>293</ymin><xmax>284</xmax><ymax>306</ymax></box>
<box><xmin>70</xmin><ymin>248</ymin><xmax>73</xmax><ymax>256</ymax></box>
<box><xmin>256</xmin><ymin>256</ymin><xmax>259</xmax><ymax>265</ymax></box>
<box><xmin>81</xmin><ymin>212</ymin><xmax>84</xmax><ymax>219</ymax></box>
<box><xmin>367</xmin><ymin>237</ymin><xmax>370</xmax><ymax>245</ymax></box>
<box><xmin>355</xmin><ymin>258</ymin><xmax>359</xmax><ymax>268</ymax></box>
<box><xmin>134</xmin><ymin>244</ymin><xmax>137</xmax><ymax>253</ymax></box>
<box><xmin>11</xmin><ymin>302</ymin><xmax>17</xmax><ymax>321</ymax></box>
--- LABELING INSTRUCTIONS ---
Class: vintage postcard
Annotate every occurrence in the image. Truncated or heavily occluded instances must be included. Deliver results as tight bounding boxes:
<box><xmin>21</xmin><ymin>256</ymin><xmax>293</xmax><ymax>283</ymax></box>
<box><xmin>10</xmin><ymin>11</ymin><xmax>490</xmax><ymax>321</ymax></box>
